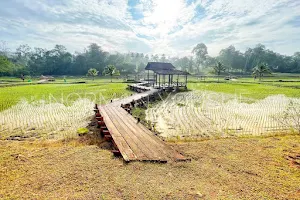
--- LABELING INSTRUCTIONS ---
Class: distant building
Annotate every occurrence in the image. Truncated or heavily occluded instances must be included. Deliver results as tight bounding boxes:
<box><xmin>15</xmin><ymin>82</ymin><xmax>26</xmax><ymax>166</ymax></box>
<box><xmin>38</xmin><ymin>75</ymin><xmax>55</xmax><ymax>83</ymax></box>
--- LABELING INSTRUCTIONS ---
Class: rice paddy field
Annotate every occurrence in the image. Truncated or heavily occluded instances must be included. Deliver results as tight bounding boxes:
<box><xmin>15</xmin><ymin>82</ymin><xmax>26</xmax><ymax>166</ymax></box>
<box><xmin>0</xmin><ymin>81</ymin><xmax>131</xmax><ymax>139</ymax></box>
<box><xmin>0</xmin><ymin>82</ymin><xmax>130</xmax><ymax>111</ymax></box>
<box><xmin>1</xmin><ymin>75</ymin><xmax>299</xmax><ymax>140</ymax></box>
<box><xmin>146</xmin><ymin>76</ymin><xmax>300</xmax><ymax>139</ymax></box>
<box><xmin>146</xmin><ymin>91</ymin><xmax>300</xmax><ymax>138</ymax></box>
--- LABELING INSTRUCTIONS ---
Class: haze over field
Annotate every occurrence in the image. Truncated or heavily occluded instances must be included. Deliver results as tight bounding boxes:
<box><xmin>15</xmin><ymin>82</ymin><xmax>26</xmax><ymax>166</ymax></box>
<box><xmin>1</xmin><ymin>0</ymin><xmax>300</xmax><ymax>56</ymax></box>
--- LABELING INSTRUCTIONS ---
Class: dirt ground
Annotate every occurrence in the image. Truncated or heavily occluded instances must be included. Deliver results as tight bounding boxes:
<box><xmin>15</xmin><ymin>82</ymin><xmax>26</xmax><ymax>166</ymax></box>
<box><xmin>0</xmin><ymin>133</ymin><xmax>299</xmax><ymax>200</ymax></box>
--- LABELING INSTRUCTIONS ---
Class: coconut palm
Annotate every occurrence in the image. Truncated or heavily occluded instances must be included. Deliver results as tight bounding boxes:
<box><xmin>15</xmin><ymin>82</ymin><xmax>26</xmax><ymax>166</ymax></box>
<box><xmin>103</xmin><ymin>65</ymin><xmax>120</xmax><ymax>82</ymax></box>
<box><xmin>252</xmin><ymin>63</ymin><xmax>271</xmax><ymax>81</ymax></box>
<box><xmin>87</xmin><ymin>68</ymin><xmax>99</xmax><ymax>81</ymax></box>
<box><xmin>212</xmin><ymin>61</ymin><xmax>226</xmax><ymax>82</ymax></box>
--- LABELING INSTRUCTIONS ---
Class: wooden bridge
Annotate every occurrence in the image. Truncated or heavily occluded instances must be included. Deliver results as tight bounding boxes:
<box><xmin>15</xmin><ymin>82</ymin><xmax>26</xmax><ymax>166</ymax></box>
<box><xmin>94</xmin><ymin>83</ymin><xmax>188</xmax><ymax>163</ymax></box>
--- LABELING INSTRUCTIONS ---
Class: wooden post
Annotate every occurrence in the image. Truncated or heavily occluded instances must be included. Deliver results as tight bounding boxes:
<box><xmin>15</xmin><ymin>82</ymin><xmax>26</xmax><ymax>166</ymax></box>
<box><xmin>185</xmin><ymin>74</ymin><xmax>188</xmax><ymax>90</ymax></box>
<box><xmin>147</xmin><ymin>70</ymin><xmax>149</xmax><ymax>84</ymax></box>
<box><xmin>153</xmin><ymin>73</ymin><xmax>155</xmax><ymax>87</ymax></box>
<box><xmin>158</xmin><ymin>74</ymin><xmax>160</xmax><ymax>88</ymax></box>
<box><xmin>185</xmin><ymin>75</ymin><xmax>186</xmax><ymax>85</ymax></box>
<box><xmin>177</xmin><ymin>74</ymin><xmax>179</xmax><ymax>88</ymax></box>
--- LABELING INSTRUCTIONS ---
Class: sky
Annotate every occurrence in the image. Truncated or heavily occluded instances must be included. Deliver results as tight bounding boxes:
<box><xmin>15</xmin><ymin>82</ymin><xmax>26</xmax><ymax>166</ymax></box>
<box><xmin>0</xmin><ymin>0</ymin><xmax>300</xmax><ymax>57</ymax></box>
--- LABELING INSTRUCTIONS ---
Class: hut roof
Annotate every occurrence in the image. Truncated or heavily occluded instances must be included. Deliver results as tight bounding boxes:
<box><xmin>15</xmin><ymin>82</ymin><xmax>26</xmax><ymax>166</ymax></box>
<box><xmin>154</xmin><ymin>69</ymin><xmax>189</xmax><ymax>75</ymax></box>
<box><xmin>145</xmin><ymin>62</ymin><xmax>175</xmax><ymax>71</ymax></box>
<box><xmin>145</xmin><ymin>62</ymin><xmax>189</xmax><ymax>75</ymax></box>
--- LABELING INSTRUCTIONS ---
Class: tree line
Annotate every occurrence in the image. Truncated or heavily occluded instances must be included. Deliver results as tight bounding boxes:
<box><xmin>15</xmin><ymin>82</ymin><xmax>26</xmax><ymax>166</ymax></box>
<box><xmin>191</xmin><ymin>43</ymin><xmax>300</xmax><ymax>74</ymax></box>
<box><xmin>0</xmin><ymin>42</ymin><xmax>299</xmax><ymax>77</ymax></box>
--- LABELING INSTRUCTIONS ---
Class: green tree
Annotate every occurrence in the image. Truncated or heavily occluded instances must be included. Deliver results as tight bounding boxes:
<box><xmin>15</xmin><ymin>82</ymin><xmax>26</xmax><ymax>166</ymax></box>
<box><xmin>145</xmin><ymin>54</ymin><xmax>149</xmax><ymax>62</ymax></box>
<box><xmin>188</xmin><ymin>57</ymin><xmax>194</xmax><ymax>73</ymax></box>
<box><xmin>73</xmin><ymin>53</ymin><xmax>87</xmax><ymax>75</ymax></box>
<box><xmin>28</xmin><ymin>47</ymin><xmax>46</xmax><ymax>75</ymax></box>
<box><xmin>137</xmin><ymin>62</ymin><xmax>145</xmax><ymax>73</ymax></box>
<box><xmin>244</xmin><ymin>44</ymin><xmax>266</xmax><ymax>73</ymax></box>
<box><xmin>151</xmin><ymin>54</ymin><xmax>159</xmax><ymax>62</ymax></box>
<box><xmin>292</xmin><ymin>52</ymin><xmax>300</xmax><ymax>73</ymax></box>
<box><xmin>0</xmin><ymin>41</ymin><xmax>9</xmax><ymax>56</ymax></box>
<box><xmin>212</xmin><ymin>61</ymin><xmax>226</xmax><ymax>82</ymax></box>
<box><xmin>15</xmin><ymin>44</ymin><xmax>32</xmax><ymax>68</ymax></box>
<box><xmin>252</xmin><ymin>63</ymin><xmax>272</xmax><ymax>81</ymax></box>
<box><xmin>160</xmin><ymin>54</ymin><xmax>167</xmax><ymax>62</ymax></box>
<box><xmin>86</xmin><ymin>43</ymin><xmax>108</xmax><ymax>73</ymax></box>
<box><xmin>119</xmin><ymin>63</ymin><xmax>136</xmax><ymax>75</ymax></box>
<box><xmin>45</xmin><ymin>45</ymin><xmax>72</xmax><ymax>75</ymax></box>
<box><xmin>218</xmin><ymin>45</ymin><xmax>245</xmax><ymax>73</ymax></box>
<box><xmin>87</xmin><ymin>68</ymin><xmax>99</xmax><ymax>81</ymax></box>
<box><xmin>204</xmin><ymin>55</ymin><xmax>217</xmax><ymax>68</ymax></box>
<box><xmin>103</xmin><ymin>65</ymin><xmax>120</xmax><ymax>82</ymax></box>
<box><xmin>0</xmin><ymin>55</ymin><xmax>14</xmax><ymax>75</ymax></box>
<box><xmin>192</xmin><ymin>43</ymin><xmax>208</xmax><ymax>74</ymax></box>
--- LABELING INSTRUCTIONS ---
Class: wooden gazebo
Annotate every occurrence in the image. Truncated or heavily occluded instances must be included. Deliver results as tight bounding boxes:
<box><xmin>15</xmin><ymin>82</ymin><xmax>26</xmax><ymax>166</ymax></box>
<box><xmin>145</xmin><ymin>62</ymin><xmax>189</xmax><ymax>89</ymax></box>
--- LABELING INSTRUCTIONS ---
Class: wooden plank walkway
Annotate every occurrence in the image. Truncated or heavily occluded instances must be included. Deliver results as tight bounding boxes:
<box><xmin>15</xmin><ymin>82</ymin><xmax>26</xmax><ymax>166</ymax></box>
<box><xmin>96</xmin><ymin>83</ymin><xmax>188</xmax><ymax>162</ymax></box>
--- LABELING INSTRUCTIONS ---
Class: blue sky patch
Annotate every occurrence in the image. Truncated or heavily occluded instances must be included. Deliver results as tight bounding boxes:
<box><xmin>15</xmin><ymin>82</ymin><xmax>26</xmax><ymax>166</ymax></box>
<box><xmin>288</xmin><ymin>16</ymin><xmax>300</xmax><ymax>27</ymax></box>
<box><xmin>191</xmin><ymin>5</ymin><xmax>206</xmax><ymax>23</ymax></box>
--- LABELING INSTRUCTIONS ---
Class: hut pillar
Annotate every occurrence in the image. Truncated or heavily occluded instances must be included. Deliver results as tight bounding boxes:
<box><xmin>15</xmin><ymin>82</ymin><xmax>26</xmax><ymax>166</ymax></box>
<box><xmin>185</xmin><ymin>74</ymin><xmax>188</xmax><ymax>90</ymax></box>
<box><xmin>158</xmin><ymin>74</ymin><xmax>161</xmax><ymax>88</ymax></box>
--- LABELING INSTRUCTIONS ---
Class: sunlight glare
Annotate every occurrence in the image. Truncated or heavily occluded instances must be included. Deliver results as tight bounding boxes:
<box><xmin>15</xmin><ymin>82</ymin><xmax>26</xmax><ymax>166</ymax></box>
<box><xmin>149</xmin><ymin>0</ymin><xmax>183</xmax><ymax>24</ymax></box>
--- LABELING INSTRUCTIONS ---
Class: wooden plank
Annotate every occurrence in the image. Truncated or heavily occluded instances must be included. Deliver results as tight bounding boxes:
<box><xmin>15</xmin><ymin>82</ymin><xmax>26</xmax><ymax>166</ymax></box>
<box><xmin>107</xmin><ymin>106</ymin><xmax>164</xmax><ymax>161</ymax></box>
<box><xmin>115</xmin><ymin>102</ymin><xmax>188</xmax><ymax>162</ymax></box>
<box><xmin>106</xmin><ymin>106</ymin><xmax>164</xmax><ymax>161</ymax></box>
<box><xmin>113</xmin><ymin>136</ymin><xmax>136</xmax><ymax>162</ymax></box>
<box><xmin>100</xmin><ymin>106</ymin><xmax>121</xmax><ymax>137</ymax></box>
<box><xmin>111</xmin><ymin>88</ymin><xmax>158</xmax><ymax>107</ymax></box>
<box><xmin>109</xmin><ymin>107</ymin><xmax>169</xmax><ymax>161</ymax></box>
<box><xmin>104</xmin><ymin>106</ymin><xmax>148</xmax><ymax>160</ymax></box>
<box><xmin>117</xmin><ymin>107</ymin><xmax>165</xmax><ymax>145</ymax></box>
<box><xmin>100</xmin><ymin>106</ymin><xmax>137</xmax><ymax>161</ymax></box>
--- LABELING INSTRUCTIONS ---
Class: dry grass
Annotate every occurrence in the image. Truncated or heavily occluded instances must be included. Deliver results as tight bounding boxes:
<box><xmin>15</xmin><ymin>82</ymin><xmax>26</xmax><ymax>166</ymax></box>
<box><xmin>1</xmin><ymin>135</ymin><xmax>299</xmax><ymax>199</ymax></box>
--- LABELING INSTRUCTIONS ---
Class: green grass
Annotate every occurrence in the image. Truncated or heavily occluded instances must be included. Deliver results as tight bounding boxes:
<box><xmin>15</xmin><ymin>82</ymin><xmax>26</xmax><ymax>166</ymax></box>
<box><xmin>188</xmin><ymin>73</ymin><xmax>300</xmax><ymax>88</ymax></box>
<box><xmin>131</xmin><ymin>107</ymin><xmax>146</xmax><ymax>121</ymax></box>
<box><xmin>77</xmin><ymin>127</ymin><xmax>89</xmax><ymax>136</ymax></box>
<box><xmin>1</xmin><ymin>74</ymin><xmax>299</xmax><ymax>111</ymax></box>
<box><xmin>262</xmin><ymin>81</ymin><xmax>300</xmax><ymax>87</ymax></box>
<box><xmin>0</xmin><ymin>76</ymin><xmax>125</xmax><ymax>85</ymax></box>
<box><xmin>0</xmin><ymin>82</ymin><xmax>132</xmax><ymax>111</ymax></box>
<box><xmin>188</xmin><ymin>82</ymin><xmax>300</xmax><ymax>99</ymax></box>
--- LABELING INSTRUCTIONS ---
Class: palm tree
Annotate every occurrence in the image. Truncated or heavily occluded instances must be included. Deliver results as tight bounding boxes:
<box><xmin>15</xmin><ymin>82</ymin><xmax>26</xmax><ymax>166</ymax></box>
<box><xmin>87</xmin><ymin>68</ymin><xmax>99</xmax><ymax>81</ymax></box>
<box><xmin>252</xmin><ymin>63</ymin><xmax>271</xmax><ymax>81</ymax></box>
<box><xmin>212</xmin><ymin>61</ymin><xmax>226</xmax><ymax>82</ymax></box>
<box><xmin>103</xmin><ymin>65</ymin><xmax>120</xmax><ymax>82</ymax></box>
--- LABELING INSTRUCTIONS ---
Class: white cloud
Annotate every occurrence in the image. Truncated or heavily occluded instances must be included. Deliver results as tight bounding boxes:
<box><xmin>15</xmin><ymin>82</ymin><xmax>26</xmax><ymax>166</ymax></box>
<box><xmin>164</xmin><ymin>0</ymin><xmax>300</xmax><ymax>56</ymax></box>
<box><xmin>0</xmin><ymin>0</ymin><xmax>299</xmax><ymax>56</ymax></box>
